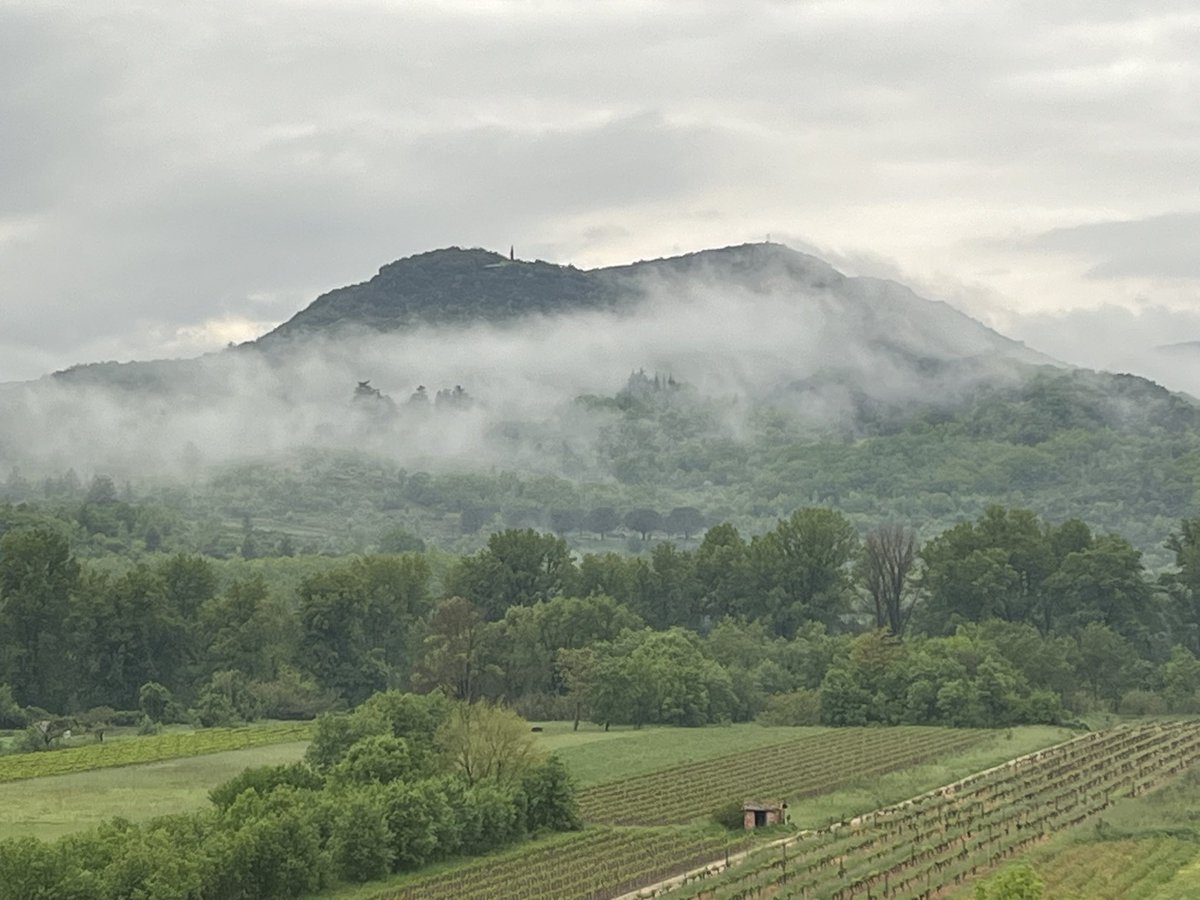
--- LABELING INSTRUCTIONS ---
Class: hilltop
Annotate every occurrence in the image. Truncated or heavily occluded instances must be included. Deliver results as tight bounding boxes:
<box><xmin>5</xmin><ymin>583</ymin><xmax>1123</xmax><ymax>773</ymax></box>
<box><xmin>255</xmin><ymin>243</ymin><xmax>1050</xmax><ymax>373</ymax></box>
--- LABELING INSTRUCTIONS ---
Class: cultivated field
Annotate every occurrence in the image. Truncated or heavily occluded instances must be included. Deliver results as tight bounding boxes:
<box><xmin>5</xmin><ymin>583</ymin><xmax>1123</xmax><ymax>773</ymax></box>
<box><xmin>577</xmin><ymin>727</ymin><xmax>991</xmax><ymax>825</ymax></box>
<box><xmin>360</xmin><ymin>827</ymin><xmax>751</xmax><ymax>900</ymax></box>
<box><xmin>960</xmin><ymin>762</ymin><xmax>1200</xmax><ymax>899</ymax></box>
<box><xmin>327</xmin><ymin>725</ymin><xmax>1075</xmax><ymax>900</ymax></box>
<box><xmin>663</xmin><ymin>721</ymin><xmax>1200</xmax><ymax>899</ymax></box>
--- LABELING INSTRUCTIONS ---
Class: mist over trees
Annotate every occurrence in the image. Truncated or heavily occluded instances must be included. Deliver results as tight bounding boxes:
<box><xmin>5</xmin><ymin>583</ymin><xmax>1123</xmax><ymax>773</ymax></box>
<box><xmin>3</xmin><ymin>242</ymin><xmax>1200</xmax><ymax>741</ymax></box>
<box><xmin>1</xmin><ymin>243</ymin><xmax>1198</xmax><ymax>578</ymax></box>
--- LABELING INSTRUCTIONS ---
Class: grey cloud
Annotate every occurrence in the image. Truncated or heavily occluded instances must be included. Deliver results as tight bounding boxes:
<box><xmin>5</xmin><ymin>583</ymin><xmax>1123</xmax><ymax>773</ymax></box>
<box><xmin>0</xmin><ymin>8</ymin><xmax>111</xmax><ymax>214</ymax></box>
<box><xmin>1024</xmin><ymin>213</ymin><xmax>1200</xmax><ymax>279</ymax></box>
<box><xmin>3</xmin><ymin>1</ymin><xmax>1200</xmax><ymax>380</ymax></box>
<box><xmin>1004</xmin><ymin>304</ymin><xmax>1200</xmax><ymax>393</ymax></box>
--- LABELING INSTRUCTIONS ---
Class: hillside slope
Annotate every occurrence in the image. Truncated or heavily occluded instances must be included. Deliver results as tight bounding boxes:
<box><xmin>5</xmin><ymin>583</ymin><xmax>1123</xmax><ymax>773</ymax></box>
<box><xmin>256</xmin><ymin>243</ymin><xmax>1051</xmax><ymax>372</ymax></box>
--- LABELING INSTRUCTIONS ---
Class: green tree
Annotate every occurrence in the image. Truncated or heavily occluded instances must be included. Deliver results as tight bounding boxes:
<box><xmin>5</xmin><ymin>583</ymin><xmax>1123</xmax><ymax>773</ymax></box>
<box><xmin>331</xmin><ymin>735</ymin><xmax>417</xmax><ymax>786</ymax></box>
<box><xmin>589</xmin><ymin>628</ymin><xmax>735</xmax><ymax>727</ymax></box>
<box><xmin>447</xmin><ymin>529</ymin><xmax>574</xmax><ymax>620</ymax></box>
<box><xmin>355</xmin><ymin>554</ymin><xmax>433</xmax><ymax>686</ymax></box>
<box><xmin>435</xmin><ymin>701</ymin><xmax>543</xmax><ymax>786</ymax></box>
<box><xmin>749</xmin><ymin>508</ymin><xmax>860</xmax><ymax>635</ymax></box>
<box><xmin>497</xmin><ymin>594</ymin><xmax>639</xmax><ymax>699</ymax></box>
<box><xmin>1076</xmin><ymin>622</ymin><xmax>1137</xmax><ymax>707</ymax></box>
<box><xmin>1162</xmin><ymin>644</ymin><xmax>1200</xmax><ymax>712</ymax></box>
<box><xmin>138</xmin><ymin>681</ymin><xmax>173</xmax><ymax>723</ymax></box>
<box><xmin>69</xmin><ymin>564</ymin><xmax>187</xmax><ymax>708</ymax></box>
<box><xmin>377</xmin><ymin>526</ymin><xmax>426</xmax><ymax>554</ymax></box>
<box><xmin>640</xmin><ymin>542</ymin><xmax>700</xmax><ymax>629</ymax></box>
<box><xmin>157</xmin><ymin>553</ymin><xmax>217</xmax><ymax>621</ymax></box>
<box><xmin>694</xmin><ymin>523</ymin><xmax>753</xmax><ymax>621</ymax></box>
<box><xmin>1051</xmin><ymin>535</ymin><xmax>1157</xmax><ymax>641</ymax></box>
<box><xmin>623</xmin><ymin>508</ymin><xmax>663</xmax><ymax>541</ymax></box>
<box><xmin>585</xmin><ymin>507</ymin><xmax>620</xmax><ymax>540</ymax></box>
<box><xmin>305</xmin><ymin>690</ymin><xmax>450</xmax><ymax>773</ymax></box>
<box><xmin>919</xmin><ymin>507</ymin><xmax>1054</xmax><ymax>632</ymax></box>
<box><xmin>195</xmin><ymin>669</ymin><xmax>260</xmax><ymax>726</ymax></box>
<box><xmin>555</xmin><ymin>647</ymin><xmax>597</xmax><ymax>731</ymax></box>
<box><xmin>0</xmin><ymin>527</ymin><xmax>78</xmax><ymax>709</ymax></box>
<box><xmin>296</xmin><ymin>567</ymin><xmax>385</xmax><ymax>704</ymax></box>
<box><xmin>522</xmin><ymin>754</ymin><xmax>581</xmax><ymax>832</ymax></box>
<box><xmin>664</xmin><ymin>506</ymin><xmax>705</xmax><ymax>539</ymax></box>
<box><xmin>326</xmin><ymin>786</ymin><xmax>393</xmax><ymax>882</ymax></box>
<box><xmin>413</xmin><ymin>597</ymin><xmax>500</xmax><ymax>701</ymax></box>
<box><xmin>198</xmin><ymin>576</ymin><xmax>285</xmax><ymax>681</ymax></box>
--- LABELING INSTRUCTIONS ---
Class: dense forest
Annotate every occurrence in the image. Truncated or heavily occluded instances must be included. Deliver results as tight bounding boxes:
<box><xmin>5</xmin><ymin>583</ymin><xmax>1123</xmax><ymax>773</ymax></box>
<box><xmin>5</xmin><ymin>485</ymin><xmax>1200</xmax><ymax>737</ymax></box>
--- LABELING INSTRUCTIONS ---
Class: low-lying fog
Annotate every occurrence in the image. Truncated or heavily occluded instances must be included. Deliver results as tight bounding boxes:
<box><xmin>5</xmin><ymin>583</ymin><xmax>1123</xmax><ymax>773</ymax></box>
<box><xmin>0</xmin><ymin>271</ymin><xmax>1046</xmax><ymax>480</ymax></box>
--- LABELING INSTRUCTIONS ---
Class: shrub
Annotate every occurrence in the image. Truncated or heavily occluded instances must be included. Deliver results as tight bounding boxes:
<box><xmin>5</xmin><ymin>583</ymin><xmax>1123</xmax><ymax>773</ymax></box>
<box><xmin>522</xmin><ymin>755</ymin><xmax>581</xmax><ymax>833</ymax></box>
<box><xmin>0</xmin><ymin>686</ymin><xmax>27</xmax><ymax>730</ymax></box>
<box><xmin>1118</xmin><ymin>689</ymin><xmax>1167</xmax><ymax>716</ymax></box>
<box><xmin>210</xmin><ymin>763</ymin><xmax>325</xmax><ymax>811</ymax></box>
<box><xmin>330</xmin><ymin>735</ymin><xmax>416</xmax><ymax>786</ymax></box>
<box><xmin>326</xmin><ymin>787</ymin><xmax>393</xmax><ymax>883</ymax></box>
<box><xmin>110</xmin><ymin>709</ymin><xmax>142</xmax><ymax>727</ymax></box>
<box><xmin>249</xmin><ymin>668</ymin><xmax>340</xmax><ymax>721</ymax></box>
<box><xmin>380</xmin><ymin>781</ymin><xmax>442</xmax><ymax>871</ymax></box>
<box><xmin>711</xmin><ymin>800</ymin><xmax>746</xmax><ymax>831</ymax></box>
<box><xmin>974</xmin><ymin>862</ymin><xmax>1043</xmax><ymax>899</ymax></box>
<box><xmin>756</xmin><ymin>689</ymin><xmax>822</xmax><ymax>726</ymax></box>
<box><xmin>138</xmin><ymin>682</ymin><xmax>173</xmax><ymax>723</ymax></box>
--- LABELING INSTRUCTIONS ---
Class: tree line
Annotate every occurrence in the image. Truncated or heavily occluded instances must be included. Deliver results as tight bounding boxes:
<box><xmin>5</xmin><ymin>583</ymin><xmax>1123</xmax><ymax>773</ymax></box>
<box><xmin>6</xmin><ymin>503</ymin><xmax>1200</xmax><ymax>735</ymax></box>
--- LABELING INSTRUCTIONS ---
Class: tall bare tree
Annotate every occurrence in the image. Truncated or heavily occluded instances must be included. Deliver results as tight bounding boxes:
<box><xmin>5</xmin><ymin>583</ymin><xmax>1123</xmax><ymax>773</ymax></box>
<box><xmin>861</xmin><ymin>524</ymin><xmax>918</xmax><ymax>637</ymax></box>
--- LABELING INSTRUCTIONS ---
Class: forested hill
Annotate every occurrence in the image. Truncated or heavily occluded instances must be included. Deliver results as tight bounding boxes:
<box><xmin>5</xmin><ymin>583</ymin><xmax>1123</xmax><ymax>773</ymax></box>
<box><xmin>254</xmin><ymin>242</ymin><xmax>1050</xmax><ymax>369</ymax></box>
<box><xmin>9</xmin><ymin>241</ymin><xmax>1200</xmax><ymax>564</ymax></box>
<box><xmin>254</xmin><ymin>246</ymin><xmax>616</xmax><ymax>340</ymax></box>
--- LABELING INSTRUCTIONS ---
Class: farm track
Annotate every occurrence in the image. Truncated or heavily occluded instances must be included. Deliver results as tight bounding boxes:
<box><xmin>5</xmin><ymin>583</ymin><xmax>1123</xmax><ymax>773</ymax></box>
<box><xmin>579</xmin><ymin>727</ymin><xmax>990</xmax><ymax>825</ymax></box>
<box><xmin>653</xmin><ymin>720</ymin><xmax>1200</xmax><ymax>900</ymax></box>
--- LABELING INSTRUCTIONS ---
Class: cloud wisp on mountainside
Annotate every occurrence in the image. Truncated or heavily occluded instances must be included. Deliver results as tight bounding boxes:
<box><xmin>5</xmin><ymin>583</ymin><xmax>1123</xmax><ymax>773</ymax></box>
<box><xmin>0</xmin><ymin>245</ymin><xmax>1047</xmax><ymax>480</ymax></box>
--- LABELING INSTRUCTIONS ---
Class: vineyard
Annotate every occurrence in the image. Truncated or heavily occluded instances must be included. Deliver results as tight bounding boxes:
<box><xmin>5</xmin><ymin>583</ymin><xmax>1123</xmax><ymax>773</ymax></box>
<box><xmin>651</xmin><ymin>721</ymin><xmax>1200</xmax><ymax>900</ymax></box>
<box><xmin>367</xmin><ymin>827</ymin><xmax>752</xmax><ymax>900</ymax></box>
<box><xmin>579</xmin><ymin>727</ymin><xmax>990</xmax><ymax>825</ymax></box>
<box><xmin>0</xmin><ymin>722</ymin><xmax>313</xmax><ymax>783</ymax></box>
<box><xmin>1029</xmin><ymin>837</ymin><xmax>1199</xmax><ymax>900</ymax></box>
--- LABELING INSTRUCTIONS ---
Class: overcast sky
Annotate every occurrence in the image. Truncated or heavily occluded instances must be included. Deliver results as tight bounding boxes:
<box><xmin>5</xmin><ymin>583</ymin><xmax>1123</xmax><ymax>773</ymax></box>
<box><xmin>3</xmin><ymin>0</ymin><xmax>1199</xmax><ymax>383</ymax></box>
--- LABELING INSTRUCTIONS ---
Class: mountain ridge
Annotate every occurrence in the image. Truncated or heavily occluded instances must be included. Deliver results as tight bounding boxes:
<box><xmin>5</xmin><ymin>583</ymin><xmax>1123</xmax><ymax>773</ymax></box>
<box><xmin>253</xmin><ymin>241</ymin><xmax>1053</xmax><ymax>369</ymax></box>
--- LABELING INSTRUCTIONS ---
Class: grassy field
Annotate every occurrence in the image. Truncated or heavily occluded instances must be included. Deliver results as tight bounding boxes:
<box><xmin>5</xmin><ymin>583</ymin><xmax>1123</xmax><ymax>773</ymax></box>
<box><xmin>0</xmin><ymin>720</ymin><xmax>314</xmax><ymax>783</ymax></box>
<box><xmin>0</xmin><ymin>741</ymin><xmax>309</xmax><ymax>841</ymax></box>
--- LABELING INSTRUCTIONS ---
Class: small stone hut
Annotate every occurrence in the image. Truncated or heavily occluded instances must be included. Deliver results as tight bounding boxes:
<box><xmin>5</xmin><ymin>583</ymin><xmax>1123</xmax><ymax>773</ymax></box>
<box><xmin>743</xmin><ymin>800</ymin><xmax>787</xmax><ymax>829</ymax></box>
